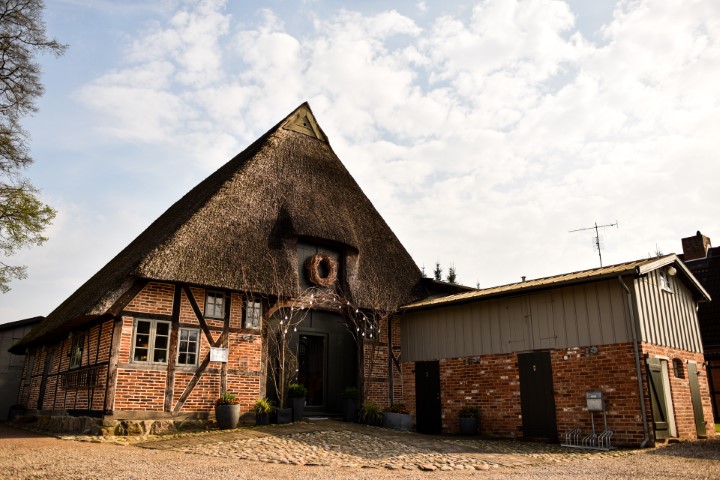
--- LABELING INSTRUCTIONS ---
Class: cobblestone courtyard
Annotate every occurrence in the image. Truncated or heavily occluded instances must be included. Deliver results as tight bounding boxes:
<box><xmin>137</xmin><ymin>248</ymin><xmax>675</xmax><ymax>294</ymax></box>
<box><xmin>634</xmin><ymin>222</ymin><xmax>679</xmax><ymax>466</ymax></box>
<box><xmin>1</xmin><ymin>421</ymin><xmax>719</xmax><ymax>479</ymax></box>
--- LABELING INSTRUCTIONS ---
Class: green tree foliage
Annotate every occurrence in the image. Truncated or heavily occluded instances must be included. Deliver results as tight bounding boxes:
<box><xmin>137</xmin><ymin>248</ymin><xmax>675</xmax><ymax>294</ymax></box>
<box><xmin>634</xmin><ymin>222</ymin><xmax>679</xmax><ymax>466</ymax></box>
<box><xmin>446</xmin><ymin>265</ymin><xmax>457</xmax><ymax>284</ymax></box>
<box><xmin>433</xmin><ymin>261</ymin><xmax>442</xmax><ymax>281</ymax></box>
<box><xmin>0</xmin><ymin>0</ymin><xmax>64</xmax><ymax>292</ymax></box>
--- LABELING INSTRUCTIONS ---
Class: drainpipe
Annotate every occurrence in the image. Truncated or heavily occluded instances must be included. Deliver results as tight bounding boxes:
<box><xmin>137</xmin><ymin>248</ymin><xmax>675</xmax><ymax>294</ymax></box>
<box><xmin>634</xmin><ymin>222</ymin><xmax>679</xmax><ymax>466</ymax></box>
<box><xmin>618</xmin><ymin>274</ymin><xmax>650</xmax><ymax>448</ymax></box>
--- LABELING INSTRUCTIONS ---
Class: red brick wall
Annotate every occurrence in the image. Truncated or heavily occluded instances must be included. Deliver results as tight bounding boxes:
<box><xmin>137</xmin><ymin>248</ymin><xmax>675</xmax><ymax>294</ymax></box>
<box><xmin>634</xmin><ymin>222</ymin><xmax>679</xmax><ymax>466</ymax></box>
<box><xmin>113</xmin><ymin>282</ymin><xmax>263</xmax><ymax>416</ymax></box>
<box><xmin>402</xmin><ymin>353</ymin><xmax>523</xmax><ymax>438</ymax></box>
<box><xmin>640</xmin><ymin>343</ymin><xmax>716</xmax><ymax>441</ymax></box>
<box><xmin>18</xmin><ymin>319</ymin><xmax>115</xmax><ymax>413</ymax></box>
<box><xmin>402</xmin><ymin>342</ymin><xmax>715</xmax><ymax>446</ymax></box>
<box><xmin>364</xmin><ymin>317</ymin><xmax>404</xmax><ymax>408</ymax></box>
<box><xmin>551</xmin><ymin>344</ymin><xmax>645</xmax><ymax>446</ymax></box>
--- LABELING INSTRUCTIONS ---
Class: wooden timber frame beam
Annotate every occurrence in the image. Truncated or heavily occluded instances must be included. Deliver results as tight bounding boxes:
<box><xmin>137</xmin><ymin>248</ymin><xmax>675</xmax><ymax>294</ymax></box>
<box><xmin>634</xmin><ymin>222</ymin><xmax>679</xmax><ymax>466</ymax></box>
<box><xmin>173</xmin><ymin>285</ymin><xmax>231</xmax><ymax>412</ymax></box>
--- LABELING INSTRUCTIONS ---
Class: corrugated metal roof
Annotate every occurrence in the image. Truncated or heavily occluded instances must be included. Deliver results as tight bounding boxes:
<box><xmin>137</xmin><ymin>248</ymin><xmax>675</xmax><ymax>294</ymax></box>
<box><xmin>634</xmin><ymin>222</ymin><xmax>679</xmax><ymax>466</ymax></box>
<box><xmin>403</xmin><ymin>254</ymin><xmax>709</xmax><ymax>311</ymax></box>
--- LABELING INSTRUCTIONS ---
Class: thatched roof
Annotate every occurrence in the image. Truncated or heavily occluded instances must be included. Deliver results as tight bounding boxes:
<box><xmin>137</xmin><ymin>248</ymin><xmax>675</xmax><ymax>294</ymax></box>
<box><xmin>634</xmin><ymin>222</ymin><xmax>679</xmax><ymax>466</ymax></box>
<box><xmin>12</xmin><ymin>103</ymin><xmax>425</xmax><ymax>352</ymax></box>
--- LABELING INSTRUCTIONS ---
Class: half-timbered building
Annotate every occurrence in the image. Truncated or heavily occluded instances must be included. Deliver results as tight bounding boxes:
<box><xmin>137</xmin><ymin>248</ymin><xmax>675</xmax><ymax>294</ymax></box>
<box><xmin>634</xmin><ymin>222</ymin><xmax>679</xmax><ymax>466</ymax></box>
<box><xmin>10</xmin><ymin>103</ymin><xmax>425</xmax><ymax>429</ymax></box>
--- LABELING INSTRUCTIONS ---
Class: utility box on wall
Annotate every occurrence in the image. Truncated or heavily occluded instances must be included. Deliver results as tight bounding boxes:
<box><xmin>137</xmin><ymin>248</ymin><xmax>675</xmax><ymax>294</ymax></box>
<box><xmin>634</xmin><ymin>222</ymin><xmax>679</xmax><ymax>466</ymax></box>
<box><xmin>586</xmin><ymin>391</ymin><xmax>605</xmax><ymax>412</ymax></box>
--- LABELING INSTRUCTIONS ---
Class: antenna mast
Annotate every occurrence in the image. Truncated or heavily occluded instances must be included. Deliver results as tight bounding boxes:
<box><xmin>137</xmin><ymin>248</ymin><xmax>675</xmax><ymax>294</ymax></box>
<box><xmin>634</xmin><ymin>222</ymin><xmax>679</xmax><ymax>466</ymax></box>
<box><xmin>569</xmin><ymin>221</ymin><xmax>619</xmax><ymax>267</ymax></box>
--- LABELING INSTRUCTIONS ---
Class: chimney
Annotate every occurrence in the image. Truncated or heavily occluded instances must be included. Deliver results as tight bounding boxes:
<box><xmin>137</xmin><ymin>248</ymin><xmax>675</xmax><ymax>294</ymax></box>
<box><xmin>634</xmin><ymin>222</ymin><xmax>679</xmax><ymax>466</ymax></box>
<box><xmin>681</xmin><ymin>231</ymin><xmax>711</xmax><ymax>261</ymax></box>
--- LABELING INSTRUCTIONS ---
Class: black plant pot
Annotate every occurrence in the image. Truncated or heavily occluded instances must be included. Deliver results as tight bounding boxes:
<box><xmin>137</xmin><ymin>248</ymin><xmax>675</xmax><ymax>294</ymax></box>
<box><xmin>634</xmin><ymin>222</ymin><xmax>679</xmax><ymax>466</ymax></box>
<box><xmin>256</xmin><ymin>413</ymin><xmax>269</xmax><ymax>425</ymax></box>
<box><xmin>383</xmin><ymin>412</ymin><xmax>412</xmax><ymax>431</ymax></box>
<box><xmin>273</xmin><ymin>407</ymin><xmax>293</xmax><ymax>424</ymax></box>
<box><xmin>459</xmin><ymin>417</ymin><xmax>478</xmax><ymax>435</ymax></box>
<box><xmin>342</xmin><ymin>398</ymin><xmax>359</xmax><ymax>422</ymax></box>
<box><xmin>291</xmin><ymin>397</ymin><xmax>306</xmax><ymax>422</ymax></box>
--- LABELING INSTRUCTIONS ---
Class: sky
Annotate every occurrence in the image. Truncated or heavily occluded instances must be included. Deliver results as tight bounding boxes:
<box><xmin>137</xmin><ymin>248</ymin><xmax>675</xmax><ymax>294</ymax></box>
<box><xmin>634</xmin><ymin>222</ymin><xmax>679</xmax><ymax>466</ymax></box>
<box><xmin>1</xmin><ymin>0</ymin><xmax>719</xmax><ymax>324</ymax></box>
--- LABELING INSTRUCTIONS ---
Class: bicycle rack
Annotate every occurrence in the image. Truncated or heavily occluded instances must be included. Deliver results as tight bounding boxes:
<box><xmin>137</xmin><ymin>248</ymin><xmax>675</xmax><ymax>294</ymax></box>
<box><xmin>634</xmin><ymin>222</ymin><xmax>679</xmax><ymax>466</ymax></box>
<box><xmin>562</xmin><ymin>392</ymin><xmax>614</xmax><ymax>451</ymax></box>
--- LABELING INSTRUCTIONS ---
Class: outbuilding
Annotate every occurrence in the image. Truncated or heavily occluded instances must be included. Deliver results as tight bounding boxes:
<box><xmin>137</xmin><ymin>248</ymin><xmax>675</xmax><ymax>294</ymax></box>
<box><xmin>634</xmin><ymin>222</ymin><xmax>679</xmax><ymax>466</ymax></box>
<box><xmin>400</xmin><ymin>255</ymin><xmax>715</xmax><ymax>446</ymax></box>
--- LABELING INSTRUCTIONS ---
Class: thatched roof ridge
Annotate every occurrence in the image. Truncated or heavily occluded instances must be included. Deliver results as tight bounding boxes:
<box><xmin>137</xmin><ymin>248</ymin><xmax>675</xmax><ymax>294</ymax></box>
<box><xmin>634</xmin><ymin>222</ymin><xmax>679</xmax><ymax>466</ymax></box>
<box><xmin>13</xmin><ymin>103</ymin><xmax>424</xmax><ymax>351</ymax></box>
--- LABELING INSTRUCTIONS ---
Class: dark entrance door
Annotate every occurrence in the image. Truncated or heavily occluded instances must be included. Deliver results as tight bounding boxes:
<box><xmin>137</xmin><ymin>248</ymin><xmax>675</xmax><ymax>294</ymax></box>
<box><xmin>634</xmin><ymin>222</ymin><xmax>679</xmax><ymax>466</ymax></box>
<box><xmin>518</xmin><ymin>351</ymin><xmax>558</xmax><ymax>439</ymax></box>
<box><xmin>298</xmin><ymin>334</ymin><xmax>326</xmax><ymax>408</ymax></box>
<box><xmin>37</xmin><ymin>348</ymin><xmax>54</xmax><ymax>410</ymax></box>
<box><xmin>294</xmin><ymin>311</ymin><xmax>356</xmax><ymax>415</ymax></box>
<box><xmin>415</xmin><ymin>360</ymin><xmax>441</xmax><ymax>434</ymax></box>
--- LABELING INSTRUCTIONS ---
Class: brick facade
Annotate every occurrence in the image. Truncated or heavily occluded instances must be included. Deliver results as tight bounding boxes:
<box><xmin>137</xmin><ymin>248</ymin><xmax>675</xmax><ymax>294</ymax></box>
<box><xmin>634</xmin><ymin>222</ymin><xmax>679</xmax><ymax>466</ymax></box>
<box><xmin>18</xmin><ymin>282</ymin><xmax>264</xmax><ymax>420</ymax></box>
<box><xmin>401</xmin><ymin>341</ymin><xmax>715</xmax><ymax>446</ymax></box>
<box><xmin>364</xmin><ymin>317</ymin><xmax>405</xmax><ymax>408</ymax></box>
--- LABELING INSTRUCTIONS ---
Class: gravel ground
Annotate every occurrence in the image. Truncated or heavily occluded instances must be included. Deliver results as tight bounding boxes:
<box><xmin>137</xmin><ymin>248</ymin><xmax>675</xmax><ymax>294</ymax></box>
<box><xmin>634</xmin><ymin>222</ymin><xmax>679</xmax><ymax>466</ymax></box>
<box><xmin>1</xmin><ymin>423</ymin><xmax>719</xmax><ymax>480</ymax></box>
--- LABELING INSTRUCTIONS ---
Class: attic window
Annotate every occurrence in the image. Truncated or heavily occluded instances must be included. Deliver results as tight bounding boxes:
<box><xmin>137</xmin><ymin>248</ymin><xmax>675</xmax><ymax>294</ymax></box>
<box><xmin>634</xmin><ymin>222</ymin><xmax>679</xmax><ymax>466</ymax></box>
<box><xmin>205</xmin><ymin>291</ymin><xmax>225</xmax><ymax>319</ymax></box>
<box><xmin>659</xmin><ymin>270</ymin><xmax>673</xmax><ymax>292</ymax></box>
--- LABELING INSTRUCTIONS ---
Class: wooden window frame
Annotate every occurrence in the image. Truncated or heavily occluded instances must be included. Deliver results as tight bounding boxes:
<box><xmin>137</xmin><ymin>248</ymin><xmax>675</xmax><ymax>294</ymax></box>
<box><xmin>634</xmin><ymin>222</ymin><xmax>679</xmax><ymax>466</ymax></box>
<box><xmin>204</xmin><ymin>291</ymin><xmax>225</xmax><ymax>319</ymax></box>
<box><xmin>131</xmin><ymin>319</ymin><xmax>171</xmax><ymax>365</ymax></box>
<box><xmin>177</xmin><ymin>327</ymin><xmax>200</xmax><ymax>366</ymax></box>
<box><xmin>68</xmin><ymin>333</ymin><xmax>84</xmax><ymax>369</ymax></box>
<box><xmin>245</xmin><ymin>300</ymin><xmax>262</xmax><ymax>329</ymax></box>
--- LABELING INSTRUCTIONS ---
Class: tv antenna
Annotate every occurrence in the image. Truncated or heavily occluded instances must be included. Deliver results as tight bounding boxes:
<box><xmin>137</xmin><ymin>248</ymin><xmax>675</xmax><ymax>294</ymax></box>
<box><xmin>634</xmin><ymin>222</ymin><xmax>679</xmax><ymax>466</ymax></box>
<box><xmin>569</xmin><ymin>221</ymin><xmax>619</xmax><ymax>267</ymax></box>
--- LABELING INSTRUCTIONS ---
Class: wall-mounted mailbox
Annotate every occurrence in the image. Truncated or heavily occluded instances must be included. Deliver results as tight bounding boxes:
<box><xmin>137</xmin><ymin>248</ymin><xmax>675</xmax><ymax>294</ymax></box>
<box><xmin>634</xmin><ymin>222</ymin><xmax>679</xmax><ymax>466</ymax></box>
<box><xmin>586</xmin><ymin>391</ymin><xmax>605</xmax><ymax>412</ymax></box>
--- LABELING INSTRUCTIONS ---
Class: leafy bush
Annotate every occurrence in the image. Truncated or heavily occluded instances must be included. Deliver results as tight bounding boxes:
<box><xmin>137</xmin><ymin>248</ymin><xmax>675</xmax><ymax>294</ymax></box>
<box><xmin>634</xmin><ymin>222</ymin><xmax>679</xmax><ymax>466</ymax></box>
<box><xmin>458</xmin><ymin>406</ymin><xmax>480</xmax><ymax>419</ymax></box>
<box><xmin>384</xmin><ymin>403</ymin><xmax>410</xmax><ymax>414</ymax></box>
<box><xmin>358</xmin><ymin>401</ymin><xmax>383</xmax><ymax>425</ymax></box>
<box><xmin>253</xmin><ymin>397</ymin><xmax>274</xmax><ymax>414</ymax></box>
<box><xmin>215</xmin><ymin>392</ymin><xmax>240</xmax><ymax>406</ymax></box>
<box><xmin>341</xmin><ymin>386</ymin><xmax>360</xmax><ymax>400</ymax></box>
<box><xmin>288</xmin><ymin>383</ymin><xmax>308</xmax><ymax>398</ymax></box>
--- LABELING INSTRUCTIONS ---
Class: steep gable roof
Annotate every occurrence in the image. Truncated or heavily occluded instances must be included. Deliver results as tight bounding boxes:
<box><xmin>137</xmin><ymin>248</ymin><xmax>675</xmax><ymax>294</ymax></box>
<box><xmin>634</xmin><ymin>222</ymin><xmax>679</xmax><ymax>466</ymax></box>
<box><xmin>14</xmin><ymin>103</ymin><xmax>424</xmax><ymax>351</ymax></box>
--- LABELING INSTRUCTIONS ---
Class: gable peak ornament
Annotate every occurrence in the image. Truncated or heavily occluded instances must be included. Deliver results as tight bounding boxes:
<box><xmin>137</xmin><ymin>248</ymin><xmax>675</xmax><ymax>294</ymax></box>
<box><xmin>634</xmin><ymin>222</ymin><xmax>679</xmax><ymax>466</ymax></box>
<box><xmin>282</xmin><ymin>105</ymin><xmax>327</xmax><ymax>142</ymax></box>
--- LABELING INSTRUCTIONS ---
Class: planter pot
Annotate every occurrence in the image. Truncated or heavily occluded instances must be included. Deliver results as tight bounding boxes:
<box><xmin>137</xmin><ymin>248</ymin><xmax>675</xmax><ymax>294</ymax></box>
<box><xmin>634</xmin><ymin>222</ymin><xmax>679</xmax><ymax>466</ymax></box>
<box><xmin>255</xmin><ymin>413</ymin><xmax>270</xmax><ymax>425</ymax></box>
<box><xmin>291</xmin><ymin>397</ymin><xmax>306</xmax><ymax>422</ymax></box>
<box><xmin>383</xmin><ymin>412</ymin><xmax>412</xmax><ymax>431</ymax></box>
<box><xmin>459</xmin><ymin>417</ymin><xmax>478</xmax><ymax>435</ymax></box>
<box><xmin>215</xmin><ymin>404</ymin><xmax>241</xmax><ymax>430</ymax></box>
<box><xmin>273</xmin><ymin>407</ymin><xmax>293</xmax><ymax>424</ymax></box>
<box><xmin>342</xmin><ymin>398</ymin><xmax>359</xmax><ymax>422</ymax></box>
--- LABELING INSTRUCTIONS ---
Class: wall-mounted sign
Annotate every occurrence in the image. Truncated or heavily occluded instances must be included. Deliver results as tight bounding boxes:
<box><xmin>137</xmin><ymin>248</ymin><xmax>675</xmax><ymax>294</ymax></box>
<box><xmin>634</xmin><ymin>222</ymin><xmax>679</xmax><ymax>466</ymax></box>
<box><xmin>210</xmin><ymin>347</ymin><xmax>228</xmax><ymax>363</ymax></box>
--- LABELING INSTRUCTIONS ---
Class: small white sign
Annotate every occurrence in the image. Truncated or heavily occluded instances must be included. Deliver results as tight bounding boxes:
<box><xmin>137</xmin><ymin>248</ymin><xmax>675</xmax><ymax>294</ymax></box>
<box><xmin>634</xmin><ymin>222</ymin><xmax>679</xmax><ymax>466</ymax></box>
<box><xmin>210</xmin><ymin>347</ymin><xmax>228</xmax><ymax>363</ymax></box>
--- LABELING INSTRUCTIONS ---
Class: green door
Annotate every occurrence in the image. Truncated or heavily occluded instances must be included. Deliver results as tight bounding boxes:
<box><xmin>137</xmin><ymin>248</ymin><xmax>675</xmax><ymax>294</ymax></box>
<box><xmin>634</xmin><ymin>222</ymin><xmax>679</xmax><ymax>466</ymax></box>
<box><xmin>688</xmin><ymin>362</ymin><xmax>707</xmax><ymax>437</ymax></box>
<box><xmin>646</xmin><ymin>357</ymin><xmax>670</xmax><ymax>440</ymax></box>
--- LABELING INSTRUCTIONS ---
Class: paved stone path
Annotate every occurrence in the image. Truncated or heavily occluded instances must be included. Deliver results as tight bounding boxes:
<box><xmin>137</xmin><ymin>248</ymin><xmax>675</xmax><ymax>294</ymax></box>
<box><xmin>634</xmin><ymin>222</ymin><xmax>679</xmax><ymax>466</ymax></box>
<box><xmin>134</xmin><ymin>420</ymin><xmax>641</xmax><ymax>472</ymax></box>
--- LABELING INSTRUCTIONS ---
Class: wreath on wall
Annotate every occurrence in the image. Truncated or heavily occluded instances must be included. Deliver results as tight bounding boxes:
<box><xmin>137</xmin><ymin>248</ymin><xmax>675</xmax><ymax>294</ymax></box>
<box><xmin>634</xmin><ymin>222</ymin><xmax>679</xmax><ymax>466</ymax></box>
<box><xmin>305</xmin><ymin>253</ymin><xmax>338</xmax><ymax>287</ymax></box>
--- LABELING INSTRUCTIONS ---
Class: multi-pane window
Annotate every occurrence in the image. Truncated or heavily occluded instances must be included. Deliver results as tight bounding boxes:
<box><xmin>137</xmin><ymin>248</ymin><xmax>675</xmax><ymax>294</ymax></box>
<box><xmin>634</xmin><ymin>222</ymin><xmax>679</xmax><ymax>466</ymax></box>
<box><xmin>177</xmin><ymin>328</ymin><xmax>199</xmax><ymax>366</ymax></box>
<box><xmin>245</xmin><ymin>300</ymin><xmax>262</xmax><ymax>329</ymax></box>
<box><xmin>69</xmin><ymin>334</ymin><xmax>84</xmax><ymax>369</ymax></box>
<box><xmin>205</xmin><ymin>291</ymin><xmax>225</xmax><ymax>319</ymax></box>
<box><xmin>132</xmin><ymin>319</ymin><xmax>170</xmax><ymax>364</ymax></box>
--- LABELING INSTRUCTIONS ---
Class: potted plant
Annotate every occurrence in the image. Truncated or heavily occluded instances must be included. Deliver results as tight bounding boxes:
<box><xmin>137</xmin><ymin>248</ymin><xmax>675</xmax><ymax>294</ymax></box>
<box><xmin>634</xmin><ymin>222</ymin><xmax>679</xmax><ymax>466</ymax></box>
<box><xmin>458</xmin><ymin>406</ymin><xmax>480</xmax><ymax>435</ymax></box>
<box><xmin>288</xmin><ymin>383</ymin><xmax>307</xmax><ymax>422</ymax></box>
<box><xmin>253</xmin><ymin>398</ymin><xmax>273</xmax><ymax>425</ymax></box>
<box><xmin>358</xmin><ymin>401</ymin><xmax>383</xmax><ymax>426</ymax></box>
<box><xmin>341</xmin><ymin>386</ymin><xmax>360</xmax><ymax>422</ymax></box>
<box><xmin>215</xmin><ymin>392</ymin><xmax>241</xmax><ymax>430</ymax></box>
<box><xmin>382</xmin><ymin>403</ymin><xmax>412</xmax><ymax>431</ymax></box>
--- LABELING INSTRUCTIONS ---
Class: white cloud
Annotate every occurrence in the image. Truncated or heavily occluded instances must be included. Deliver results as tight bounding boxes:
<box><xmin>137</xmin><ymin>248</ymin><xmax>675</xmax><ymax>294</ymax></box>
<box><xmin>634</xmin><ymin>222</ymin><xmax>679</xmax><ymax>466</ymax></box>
<box><xmin>8</xmin><ymin>0</ymin><xmax>718</xmax><ymax>320</ymax></box>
